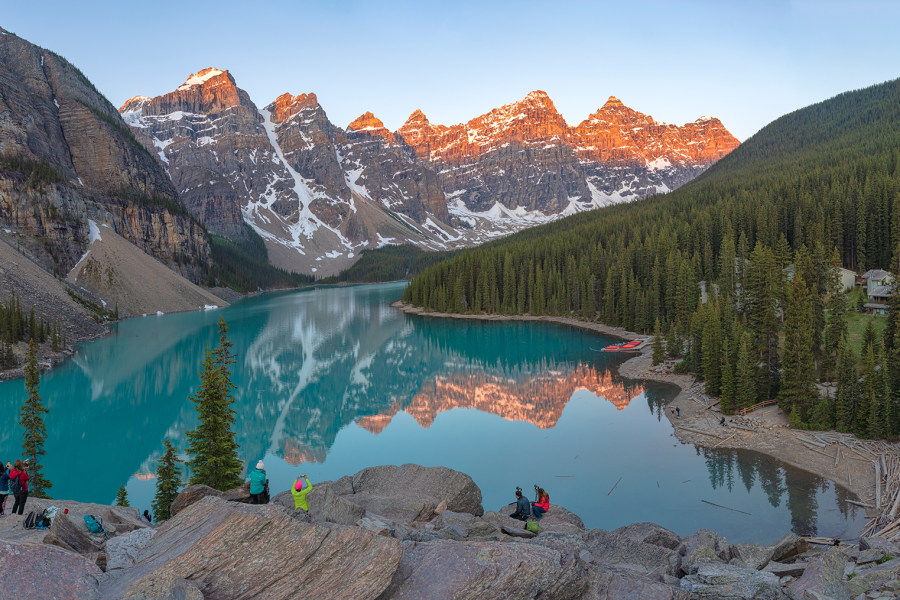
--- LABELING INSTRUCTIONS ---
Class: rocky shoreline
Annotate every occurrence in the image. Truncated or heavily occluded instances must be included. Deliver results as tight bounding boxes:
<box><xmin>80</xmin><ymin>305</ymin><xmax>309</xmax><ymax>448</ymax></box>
<box><xmin>3</xmin><ymin>463</ymin><xmax>897</xmax><ymax>599</ymax></box>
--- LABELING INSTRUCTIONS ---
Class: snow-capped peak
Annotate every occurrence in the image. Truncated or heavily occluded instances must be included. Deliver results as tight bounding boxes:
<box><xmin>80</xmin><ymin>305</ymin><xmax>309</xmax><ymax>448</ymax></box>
<box><xmin>177</xmin><ymin>68</ymin><xmax>225</xmax><ymax>91</ymax></box>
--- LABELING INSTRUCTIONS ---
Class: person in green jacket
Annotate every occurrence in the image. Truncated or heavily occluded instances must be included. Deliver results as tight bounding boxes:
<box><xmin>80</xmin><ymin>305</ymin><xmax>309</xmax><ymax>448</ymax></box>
<box><xmin>248</xmin><ymin>460</ymin><xmax>268</xmax><ymax>504</ymax></box>
<box><xmin>291</xmin><ymin>474</ymin><xmax>312</xmax><ymax>511</ymax></box>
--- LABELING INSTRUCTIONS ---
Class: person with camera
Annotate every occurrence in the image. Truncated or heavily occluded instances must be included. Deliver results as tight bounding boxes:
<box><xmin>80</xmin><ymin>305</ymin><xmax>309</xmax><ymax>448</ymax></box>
<box><xmin>509</xmin><ymin>487</ymin><xmax>531</xmax><ymax>521</ymax></box>
<box><xmin>291</xmin><ymin>474</ymin><xmax>313</xmax><ymax>511</ymax></box>
<box><xmin>532</xmin><ymin>487</ymin><xmax>549</xmax><ymax>520</ymax></box>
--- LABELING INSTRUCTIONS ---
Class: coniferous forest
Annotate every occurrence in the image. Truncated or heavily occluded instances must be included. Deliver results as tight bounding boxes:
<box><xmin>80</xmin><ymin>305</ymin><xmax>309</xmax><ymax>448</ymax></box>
<box><xmin>401</xmin><ymin>77</ymin><xmax>900</xmax><ymax>436</ymax></box>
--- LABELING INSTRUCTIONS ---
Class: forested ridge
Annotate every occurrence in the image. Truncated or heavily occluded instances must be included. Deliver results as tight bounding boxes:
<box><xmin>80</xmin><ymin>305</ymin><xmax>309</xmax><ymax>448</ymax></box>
<box><xmin>402</xmin><ymin>77</ymin><xmax>900</xmax><ymax>435</ymax></box>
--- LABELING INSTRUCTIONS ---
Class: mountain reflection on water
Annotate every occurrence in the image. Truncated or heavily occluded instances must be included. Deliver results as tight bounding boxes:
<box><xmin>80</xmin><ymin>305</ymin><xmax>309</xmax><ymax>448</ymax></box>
<box><xmin>0</xmin><ymin>283</ymin><xmax>864</xmax><ymax>541</ymax></box>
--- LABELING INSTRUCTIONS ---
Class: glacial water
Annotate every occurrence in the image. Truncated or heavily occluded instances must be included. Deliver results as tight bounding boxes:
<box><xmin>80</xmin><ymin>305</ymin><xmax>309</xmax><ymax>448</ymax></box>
<box><xmin>0</xmin><ymin>282</ymin><xmax>863</xmax><ymax>542</ymax></box>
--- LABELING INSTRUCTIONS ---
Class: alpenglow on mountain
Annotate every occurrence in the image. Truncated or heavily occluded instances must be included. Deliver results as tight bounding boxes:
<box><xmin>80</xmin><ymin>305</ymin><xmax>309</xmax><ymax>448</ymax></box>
<box><xmin>120</xmin><ymin>68</ymin><xmax>739</xmax><ymax>275</ymax></box>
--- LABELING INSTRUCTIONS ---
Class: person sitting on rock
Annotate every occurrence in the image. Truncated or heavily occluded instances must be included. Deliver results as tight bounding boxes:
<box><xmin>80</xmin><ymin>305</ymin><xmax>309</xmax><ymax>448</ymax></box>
<box><xmin>142</xmin><ymin>509</ymin><xmax>152</xmax><ymax>524</ymax></box>
<box><xmin>509</xmin><ymin>488</ymin><xmax>531</xmax><ymax>522</ymax></box>
<box><xmin>248</xmin><ymin>460</ymin><xmax>268</xmax><ymax>504</ymax></box>
<box><xmin>532</xmin><ymin>488</ymin><xmax>549</xmax><ymax>521</ymax></box>
<box><xmin>291</xmin><ymin>474</ymin><xmax>313</xmax><ymax>511</ymax></box>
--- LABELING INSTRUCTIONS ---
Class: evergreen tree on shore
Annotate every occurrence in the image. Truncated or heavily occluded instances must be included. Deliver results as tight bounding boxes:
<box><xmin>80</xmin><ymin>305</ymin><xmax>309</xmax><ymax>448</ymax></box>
<box><xmin>780</xmin><ymin>273</ymin><xmax>817</xmax><ymax>421</ymax></box>
<box><xmin>115</xmin><ymin>484</ymin><xmax>130</xmax><ymax>507</ymax></box>
<box><xmin>652</xmin><ymin>318</ymin><xmax>665</xmax><ymax>366</ymax></box>
<box><xmin>835</xmin><ymin>341</ymin><xmax>858</xmax><ymax>432</ymax></box>
<box><xmin>185</xmin><ymin>317</ymin><xmax>243</xmax><ymax>491</ymax></box>
<box><xmin>152</xmin><ymin>439</ymin><xmax>182</xmax><ymax>523</ymax></box>
<box><xmin>21</xmin><ymin>340</ymin><xmax>51</xmax><ymax>498</ymax></box>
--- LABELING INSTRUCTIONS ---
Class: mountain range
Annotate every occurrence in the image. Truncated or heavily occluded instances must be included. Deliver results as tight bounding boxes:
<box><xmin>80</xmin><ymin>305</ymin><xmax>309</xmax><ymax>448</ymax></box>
<box><xmin>118</xmin><ymin>68</ymin><xmax>738</xmax><ymax>275</ymax></box>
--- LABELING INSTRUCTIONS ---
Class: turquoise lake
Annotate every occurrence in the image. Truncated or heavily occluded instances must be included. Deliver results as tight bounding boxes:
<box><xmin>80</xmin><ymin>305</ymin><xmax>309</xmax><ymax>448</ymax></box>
<box><xmin>0</xmin><ymin>282</ymin><xmax>863</xmax><ymax>542</ymax></box>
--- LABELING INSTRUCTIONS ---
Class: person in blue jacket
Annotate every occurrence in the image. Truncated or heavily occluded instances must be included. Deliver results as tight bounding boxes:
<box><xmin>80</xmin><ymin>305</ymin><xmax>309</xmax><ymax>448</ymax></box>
<box><xmin>248</xmin><ymin>460</ymin><xmax>268</xmax><ymax>504</ymax></box>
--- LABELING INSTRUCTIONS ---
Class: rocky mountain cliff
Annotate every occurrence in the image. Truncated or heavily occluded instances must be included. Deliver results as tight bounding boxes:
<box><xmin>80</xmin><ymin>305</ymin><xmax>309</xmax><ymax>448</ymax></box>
<box><xmin>0</xmin><ymin>28</ymin><xmax>209</xmax><ymax>281</ymax></box>
<box><xmin>121</xmin><ymin>74</ymin><xmax>738</xmax><ymax>276</ymax></box>
<box><xmin>396</xmin><ymin>91</ymin><xmax>740</xmax><ymax>213</ymax></box>
<box><xmin>121</xmin><ymin>73</ymin><xmax>482</xmax><ymax>276</ymax></box>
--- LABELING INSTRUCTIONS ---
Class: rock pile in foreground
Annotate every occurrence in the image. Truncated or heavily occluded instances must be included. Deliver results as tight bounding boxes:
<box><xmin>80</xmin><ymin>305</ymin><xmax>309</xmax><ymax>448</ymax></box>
<box><xmin>0</xmin><ymin>463</ymin><xmax>895</xmax><ymax>599</ymax></box>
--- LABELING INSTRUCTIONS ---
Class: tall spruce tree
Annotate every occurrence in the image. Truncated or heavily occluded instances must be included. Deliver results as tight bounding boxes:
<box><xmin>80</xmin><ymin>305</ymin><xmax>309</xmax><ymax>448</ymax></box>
<box><xmin>185</xmin><ymin>317</ymin><xmax>243</xmax><ymax>491</ymax></box>
<box><xmin>857</xmin><ymin>343</ymin><xmax>877</xmax><ymax>438</ymax></box>
<box><xmin>21</xmin><ymin>339</ymin><xmax>51</xmax><ymax>498</ymax></box>
<box><xmin>735</xmin><ymin>331</ymin><xmax>756</xmax><ymax>410</ymax></box>
<box><xmin>152</xmin><ymin>439</ymin><xmax>182</xmax><ymax>522</ymax></box>
<box><xmin>720</xmin><ymin>336</ymin><xmax>736</xmax><ymax>414</ymax></box>
<box><xmin>652</xmin><ymin>318</ymin><xmax>665</xmax><ymax>366</ymax></box>
<box><xmin>115</xmin><ymin>484</ymin><xmax>130</xmax><ymax>507</ymax></box>
<box><xmin>746</xmin><ymin>244</ymin><xmax>781</xmax><ymax>400</ymax></box>
<box><xmin>835</xmin><ymin>341</ymin><xmax>858</xmax><ymax>432</ymax></box>
<box><xmin>779</xmin><ymin>273</ymin><xmax>818</xmax><ymax>421</ymax></box>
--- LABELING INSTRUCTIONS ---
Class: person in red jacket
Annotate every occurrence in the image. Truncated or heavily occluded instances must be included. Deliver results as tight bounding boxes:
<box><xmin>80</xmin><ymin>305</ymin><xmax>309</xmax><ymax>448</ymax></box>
<box><xmin>9</xmin><ymin>459</ymin><xmax>29</xmax><ymax>515</ymax></box>
<box><xmin>532</xmin><ymin>487</ymin><xmax>550</xmax><ymax>521</ymax></box>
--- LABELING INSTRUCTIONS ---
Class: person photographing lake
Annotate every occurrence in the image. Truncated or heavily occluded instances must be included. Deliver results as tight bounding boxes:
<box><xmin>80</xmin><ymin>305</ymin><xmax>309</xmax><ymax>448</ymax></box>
<box><xmin>291</xmin><ymin>474</ymin><xmax>313</xmax><ymax>511</ymax></box>
<box><xmin>509</xmin><ymin>488</ymin><xmax>531</xmax><ymax>521</ymax></box>
<box><xmin>248</xmin><ymin>461</ymin><xmax>268</xmax><ymax>504</ymax></box>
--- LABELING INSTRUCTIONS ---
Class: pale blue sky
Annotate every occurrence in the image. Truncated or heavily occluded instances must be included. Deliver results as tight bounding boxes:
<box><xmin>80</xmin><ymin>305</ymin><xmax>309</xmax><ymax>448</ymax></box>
<box><xmin>4</xmin><ymin>0</ymin><xmax>898</xmax><ymax>140</ymax></box>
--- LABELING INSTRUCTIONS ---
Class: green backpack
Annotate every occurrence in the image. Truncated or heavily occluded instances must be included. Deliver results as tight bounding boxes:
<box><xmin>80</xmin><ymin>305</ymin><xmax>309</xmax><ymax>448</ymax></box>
<box><xmin>526</xmin><ymin>520</ymin><xmax>539</xmax><ymax>534</ymax></box>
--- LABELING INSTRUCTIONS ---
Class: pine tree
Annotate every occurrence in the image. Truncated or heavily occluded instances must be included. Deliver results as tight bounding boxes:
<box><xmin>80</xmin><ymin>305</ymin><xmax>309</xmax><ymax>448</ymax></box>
<box><xmin>720</xmin><ymin>336</ymin><xmax>736</xmax><ymax>414</ymax></box>
<box><xmin>185</xmin><ymin>317</ymin><xmax>243</xmax><ymax>491</ymax></box>
<box><xmin>20</xmin><ymin>340</ymin><xmax>52</xmax><ymax>498</ymax></box>
<box><xmin>701</xmin><ymin>301</ymin><xmax>722</xmax><ymax>395</ymax></box>
<box><xmin>115</xmin><ymin>484</ymin><xmax>130</xmax><ymax>507</ymax></box>
<box><xmin>652</xmin><ymin>318</ymin><xmax>665</xmax><ymax>366</ymax></box>
<box><xmin>779</xmin><ymin>272</ymin><xmax>817</xmax><ymax>421</ymax></box>
<box><xmin>863</xmin><ymin>320</ymin><xmax>878</xmax><ymax>355</ymax></box>
<box><xmin>835</xmin><ymin>342</ymin><xmax>858</xmax><ymax>432</ymax></box>
<box><xmin>666</xmin><ymin>325</ymin><xmax>681</xmax><ymax>360</ymax></box>
<box><xmin>857</xmin><ymin>343</ymin><xmax>877</xmax><ymax>438</ymax></box>
<box><xmin>735</xmin><ymin>331</ymin><xmax>756</xmax><ymax>410</ymax></box>
<box><xmin>152</xmin><ymin>439</ymin><xmax>182</xmax><ymax>522</ymax></box>
<box><xmin>746</xmin><ymin>243</ymin><xmax>781</xmax><ymax>400</ymax></box>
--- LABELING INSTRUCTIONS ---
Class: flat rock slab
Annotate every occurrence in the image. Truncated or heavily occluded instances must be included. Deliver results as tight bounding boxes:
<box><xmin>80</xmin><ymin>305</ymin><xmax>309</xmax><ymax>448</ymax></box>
<box><xmin>681</xmin><ymin>562</ymin><xmax>784</xmax><ymax>600</ymax></box>
<box><xmin>502</xmin><ymin>525</ymin><xmax>536</xmax><ymax>538</ymax></box>
<box><xmin>169</xmin><ymin>484</ymin><xmax>223</xmax><ymax>516</ymax></box>
<box><xmin>376</xmin><ymin>539</ymin><xmax>588</xmax><ymax>599</ymax></box>
<box><xmin>435</xmin><ymin>510</ymin><xmax>497</xmax><ymax>539</ymax></box>
<box><xmin>764</xmin><ymin>561</ymin><xmax>809</xmax><ymax>578</ymax></box>
<box><xmin>106</xmin><ymin>528</ymin><xmax>156</xmax><ymax>571</ymax></box>
<box><xmin>98</xmin><ymin>495</ymin><xmax>401</xmax><ymax>600</ymax></box>
<box><xmin>585</xmin><ymin>529</ymin><xmax>681</xmax><ymax>577</ymax></box>
<box><xmin>732</xmin><ymin>542</ymin><xmax>776</xmax><ymax>570</ymax></box>
<box><xmin>0</xmin><ymin>542</ymin><xmax>102</xmax><ymax>599</ymax></box>
<box><xmin>586</xmin><ymin>565</ymin><xmax>689</xmax><ymax>600</ymax></box>
<box><xmin>787</xmin><ymin>547</ymin><xmax>850</xmax><ymax>600</ymax></box>
<box><xmin>858</xmin><ymin>548</ymin><xmax>888</xmax><ymax>565</ymax></box>
<box><xmin>43</xmin><ymin>511</ymin><xmax>102</xmax><ymax>555</ymax></box>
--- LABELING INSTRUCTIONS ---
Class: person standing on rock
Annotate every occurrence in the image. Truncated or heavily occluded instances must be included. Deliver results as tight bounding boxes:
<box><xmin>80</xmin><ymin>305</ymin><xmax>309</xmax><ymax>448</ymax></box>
<box><xmin>9</xmin><ymin>459</ymin><xmax>29</xmax><ymax>515</ymax></box>
<box><xmin>0</xmin><ymin>464</ymin><xmax>9</xmax><ymax>516</ymax></box>
<box><xmin>532</xmin><ymin>488</ymin><xmax>549</xmax><ymax>521</ymax></box>
<box><xmin>248</xmin><ymin>461</ymin><xmax>268</xmax><ymax>504</ymax></box>
<box><xmin>509</xmin><ymin>488</ymin><xmax>531</xmax><ymax>522</ymax></box>
<box><xmin>291</xmin><ymin>474</ymin><xmax>313</xmax><ymax>511</ymax></box>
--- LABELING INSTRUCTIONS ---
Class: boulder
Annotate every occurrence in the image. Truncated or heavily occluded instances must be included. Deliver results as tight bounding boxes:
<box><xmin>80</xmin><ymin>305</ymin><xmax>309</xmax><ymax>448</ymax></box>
<box><xmin>682</xmin><ymin>546</ymin><xmax>725</xmax><ymax>575</ymax></box>
<box><xmin>433</xmin><ymin>511</ymin><xmax>497</xmax><ymax>539</ymax></box>
<box><xmin>586</xmin><ymin>565</ymin><xmax>689</xmax><ymax>600</ymax></box>
<box><xmin>844</xmin><ymin>558</ymin><xmax>900</xmax><ymax>597</ymax></box>
<box><xmin>786</xmin><ymin>547</ymin><xmax>851</xmax><ymax>600</ymax></box>
<box><xmin>769</xmin><ymin>534</ymin><xmax>804</xmax><ymax>562</ymax></box>
<box><xmin>375</xmin><ymin>539</ymin><xmax>589</xmax><ymax>599</ymax></box>
<box><xmin>859</xmin><ymin>548</ymin><xmax>887</xmax><ymax>565</ymax></box>
<box><xmin>764</xmin><ymin>561</ymin><xmax>810</xmax><ymax>578</ymax></box>
<box><xmin>680</xmin><ymin>562</ymin><xmax>784</xmax><ymax>600</ymax></box>
<box><xmin>584</xmin><ymin>529</ymin><xmax>682</xmax><ymax>577</ymax></box>
<box><xmin>613</xmin><ymin>522</ymin><xmax>682</xmax><ymax>551</ymax></box>
<box><xmin>502</xmin><ymin>525</ymin><xmax>537</xmax><ymax>539</ymax></box>
<box><xmin>861</xmin><ymin>538</ymin><xmax>900</xmax><ymax>555</ymax></box>
<box><xmin>308</xmin><ymin>486</ymin><xmax>367</xmax><ymax>526</ymax></box>
<box><xmin>483</xmin><ymin>504</ymin><xmax>584</xmax><ymax>536</ymax></box>
<box><xmin>0</xmin><ymin>542</ymin><xmax>102</xmax><ymax>599</ymax></box>
<box><xmin>732</xmin><ymin>542</ymin><xmax>776</xmax><ymax>570</ymax></box>
<box><xmin>28</xmin><ymin>500</ymin><xmax>148</xmax><ymax>535</ymax></box>
<box><xmin>684</xmin><ymin>529</ymin><xmax>721</xmax><ymax>557</ymax></box>
<box><xmin>43</xmin><ymin>511</ymin><xmax>102</xmax><ymax>555</ymax></box>
<box><xmin>98</xmin><ymin>496</ymin><xmax>402</xmax><ymax>600</ymax></box>
<box><xmin>358</xmin><ymin>516</ymin><xmax>393</xmax><ymax>537</ymax></box>
<box><xmin>169</xmin><ymin>484</ymin><xmax>223</xmax><ymax>516</ymax></box>
<box><xmin>347</xmin><ymin>464</ymin><xmax>484</xmax><ymax>522</ymax></box>
<box><xmin>220</xmin><ymin>480</ymin><xmax>253</xmax><ymax>503</ymax></box>
<box><xmin>106</xmin><ymin>528</ymin><xmax>156</xmax><ymax>571</ymax></box>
